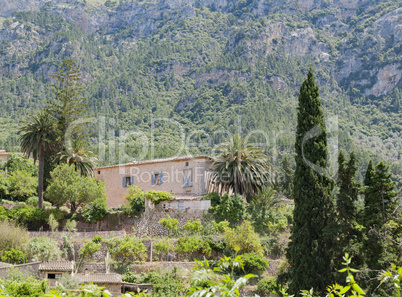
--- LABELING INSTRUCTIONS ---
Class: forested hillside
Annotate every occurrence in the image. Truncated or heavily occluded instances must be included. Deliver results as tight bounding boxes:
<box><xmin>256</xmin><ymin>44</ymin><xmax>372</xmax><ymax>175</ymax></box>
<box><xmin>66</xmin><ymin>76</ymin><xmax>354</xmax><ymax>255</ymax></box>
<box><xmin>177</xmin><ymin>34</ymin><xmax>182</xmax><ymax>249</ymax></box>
<box><xmin>0</xmin><ymin>0</ymin><xmax>400</xmax><ymax>185</ymax></box>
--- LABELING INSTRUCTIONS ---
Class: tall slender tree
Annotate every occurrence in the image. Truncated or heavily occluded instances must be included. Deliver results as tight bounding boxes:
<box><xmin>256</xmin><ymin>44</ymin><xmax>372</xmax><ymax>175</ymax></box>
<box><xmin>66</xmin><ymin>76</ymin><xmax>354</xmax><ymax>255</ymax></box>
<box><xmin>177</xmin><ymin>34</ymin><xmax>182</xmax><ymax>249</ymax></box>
<box><xmin>47</xmin><ymin>59</ymin><xmax>89</xmax><ymax>151</ymax></box>
<box><xmin>287</xmin><ymin>68</ymin><xmax>336</xmax><ymax>294</ymax></box>
<box><xmin>337</xmin><ymin>150</ymin><xmax>361</xmax><ymax>228</ymax></box>
<box><xmin>19</xmin><ymin>110</ymin><xmax>56</xmax><ymax>208</ymax></box>
<box><xmin>363</xmin><ymin>161</ymin><xmax>397</xmax><ymax>270</ymax></box>
<box><xmin>334</xmin><ymin>150</ymin><xmax>363</xmax><ymax>269</ymax></box>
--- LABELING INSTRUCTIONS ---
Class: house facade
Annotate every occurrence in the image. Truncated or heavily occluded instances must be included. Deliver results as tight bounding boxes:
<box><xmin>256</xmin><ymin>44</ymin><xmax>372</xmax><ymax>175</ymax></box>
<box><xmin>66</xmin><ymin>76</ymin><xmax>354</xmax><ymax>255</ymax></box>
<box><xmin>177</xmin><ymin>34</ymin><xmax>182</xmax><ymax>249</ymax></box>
<box><xmin>39</xmin><ymin>261</ymin><xmax>74</xmax><ymax>286</ymax></box>
<box><xmin>95</xmin><ymin>155</ymin><xmax>213</xmax><ymax>209</ymax></box>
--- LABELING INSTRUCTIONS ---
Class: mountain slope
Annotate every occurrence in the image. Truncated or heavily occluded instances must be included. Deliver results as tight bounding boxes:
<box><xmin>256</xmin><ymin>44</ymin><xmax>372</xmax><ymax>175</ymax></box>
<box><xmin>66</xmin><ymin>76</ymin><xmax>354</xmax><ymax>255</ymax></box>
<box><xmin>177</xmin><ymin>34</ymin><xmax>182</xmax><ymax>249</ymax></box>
<box><xmin>0</xmin><ymin>0</ymin><xmax>400</xmax><ymax>184</ymax></box>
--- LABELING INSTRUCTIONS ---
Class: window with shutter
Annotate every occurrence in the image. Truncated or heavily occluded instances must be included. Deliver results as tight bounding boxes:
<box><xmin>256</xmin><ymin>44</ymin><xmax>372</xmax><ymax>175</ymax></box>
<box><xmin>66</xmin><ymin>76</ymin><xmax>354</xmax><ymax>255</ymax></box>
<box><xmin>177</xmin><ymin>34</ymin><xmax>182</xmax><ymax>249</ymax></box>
<box><xmin>123</xmin><ymin>176</ymin><xmax>132</xmax><ymax>187</ymax></box>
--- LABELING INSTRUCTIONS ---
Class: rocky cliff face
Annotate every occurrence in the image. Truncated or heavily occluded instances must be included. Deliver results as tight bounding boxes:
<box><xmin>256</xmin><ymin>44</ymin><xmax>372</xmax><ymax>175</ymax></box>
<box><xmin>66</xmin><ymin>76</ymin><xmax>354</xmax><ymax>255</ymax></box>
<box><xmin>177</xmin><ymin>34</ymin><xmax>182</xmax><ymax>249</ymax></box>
<box><xmin>0</xmin><ymin>0</ymin><xmax>399</xmax><ymax>97</ymax></box>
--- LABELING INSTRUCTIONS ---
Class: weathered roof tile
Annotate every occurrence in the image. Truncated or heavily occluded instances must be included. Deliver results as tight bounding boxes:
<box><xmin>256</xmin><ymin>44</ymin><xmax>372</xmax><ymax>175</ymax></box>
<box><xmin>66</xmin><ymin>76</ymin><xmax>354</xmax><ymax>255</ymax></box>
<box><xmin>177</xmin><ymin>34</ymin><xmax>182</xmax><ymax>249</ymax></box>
<box><xmin>74</xmin><ymin>273</ymin><xmax>122</xmax><ymax>284</ymax></box>
<box><xmin>39</xmin><ymin>261</ymin><xmax>74</xmax><ymax>271</ymax></box>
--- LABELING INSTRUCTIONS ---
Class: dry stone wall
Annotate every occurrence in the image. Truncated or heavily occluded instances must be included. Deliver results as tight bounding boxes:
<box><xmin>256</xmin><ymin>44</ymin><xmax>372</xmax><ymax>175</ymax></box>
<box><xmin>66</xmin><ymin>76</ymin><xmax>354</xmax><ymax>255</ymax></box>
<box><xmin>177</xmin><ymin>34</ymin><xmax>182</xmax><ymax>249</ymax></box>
<box><xmin>133</xmin><ymin>211</ymin><xmax>204</xmax><ymax>237</ymax></box>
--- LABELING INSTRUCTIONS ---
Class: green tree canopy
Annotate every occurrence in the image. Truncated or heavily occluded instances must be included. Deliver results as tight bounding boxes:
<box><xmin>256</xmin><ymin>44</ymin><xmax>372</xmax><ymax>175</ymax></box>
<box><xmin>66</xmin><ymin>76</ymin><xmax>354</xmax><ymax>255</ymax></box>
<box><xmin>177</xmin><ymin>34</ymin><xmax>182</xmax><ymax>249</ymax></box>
<box><xmin>8</xmin><ymin>170</ymin><xmax>38</xmax><ymax>201</ymax></box>
<box><xmin>45</xmin><ymin>163</ymin><xmax>107</xmax><ymax>213</ymax></box>
<box><xmin>4</xmin><ymin>153</ymin><xmax>37</xmax><ymax>176</ymax></box>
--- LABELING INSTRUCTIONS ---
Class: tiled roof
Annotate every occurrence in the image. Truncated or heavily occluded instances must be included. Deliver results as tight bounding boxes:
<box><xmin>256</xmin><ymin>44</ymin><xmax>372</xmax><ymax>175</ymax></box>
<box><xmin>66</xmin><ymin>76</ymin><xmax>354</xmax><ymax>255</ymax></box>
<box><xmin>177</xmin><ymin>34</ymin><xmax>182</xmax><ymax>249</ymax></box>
<box><xmin>39</xmin><ymin>261</ymin><xmax>74</xmax><ymax>271</ymax></box>
<box><xmin>95</xmin><ymin>155</ymin><xmax>212</xmax><ymax>170</ymax></box>
<box><xmin>170</xmin><ymin>195</ymin><xmax>203</xmax><ymax>201</ymax></box>
<box><xmin>74</xmin><ymin>273</ymin><xmax>122</xmax><ymax>284</ymax></box>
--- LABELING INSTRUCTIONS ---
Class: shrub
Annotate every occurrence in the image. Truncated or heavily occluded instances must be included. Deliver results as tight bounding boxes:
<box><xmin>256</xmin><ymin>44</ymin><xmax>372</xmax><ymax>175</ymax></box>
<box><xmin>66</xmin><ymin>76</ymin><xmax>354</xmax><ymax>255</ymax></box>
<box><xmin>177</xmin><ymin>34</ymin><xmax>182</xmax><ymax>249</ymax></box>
<box><xmin>184</xmin><ymin>219</ymin><xmax>202</xmax><ymax>235</ymax></box>
<box><xmin>153</xmin><ymin>238</ymin><xmax>174</xmax><ymax>261</ymax></box>
<box><xmin>202</xmin><ymin>219</ymin><xmax>229</xmax><ymax>235</ymax></box>
<box><xmin>26</xmin><ymin>196</ymin><xmax>51</xmax><ymax>207</ymax></box>
<box><xmin>25</xmin><ymin>236</ymin><xmax>62</xmax><ymax>261</ymax></box>
<box><xmin>92</xmin><ymin>235</ymin><xmax>103</xmax><ymax>243</ymax></box>
<box><xmin>1</xmin><ymin>248</ymin><xmax>26</xmax><ymax>264</ymax></box>
<box><xmin>3</xmin><ymin>278</ymin><xmax>47</xmax><ymax>297</ymax></box>
<box><xmin>6</xmin><ymin>206</ymin><xmax>65</xmax><ymax>229</ymax></box>
<box><xmin>256</xmin><ymin>278</ymin><xmax>279</xmax><ymax>296</ymax></box>
<box><xmin>240</xmin><ymin>253</ymin><xmax>269</xmax><ymax>275</ymax></box>
<box><xmin>123</xmin><ymin>186</ymin><xmax>174</xmax><ymax>217</ymax></box>
<box><xmin>208</xmin><ymin>193</ymin><xmax>248</xmax><ymax>226</ymax></box>
<box><xmin>79</xmin><ymin>241</ymin><xmax>101</xmax><ymax>262</ymax></box>
<box><xmin>48</xmin><ymin>213</ymin><xmax>59</xmax><ymax>232</ymax></box>
<box><xmin>122</xmin><ymin>271</ymin><xmax>138</xmax><ymax>283</ymax></box>
<box><xmin>122</xmin><ymin>186</ymin><xmax>146</xmax><ymax>217</ymax></box>
<box><xmin>64</xmin><ymin>219</ymin><xmax>77</xmax><ymax>233</ymax></box>
<box><xmin>0</xmin><ymin>206</ymin><xmax>7</xmax><ymax>220</ymax></box>
<box><xmin>134</xmin><ymin>268</ymin><xmax>186</xmax><ymax>297</ymax></box>
<box><xmin>81</xmin><ymin>198</ymin><xmax>108</xmax><ymax>223</ymax></box>
<box><xmin>0</xmin><ymin>220</ymin><xmax>29</xmax><ymax>256</ymax></box>
<box><xmin>56</xmin><ymin>273</ymin><xmax>80</xmax><ymax>291</ymax></box>
<box><xmin>224</xmin><ymin>220</ymin><xmax>263</xmax><ymax>255</ymax></box>
<box><xmin>206</xmin><ymin>236</ymin><xmax>226</xmax><ymax>253</ymax></box>
<box><xmin>108</xmin><ymin>235</ymin><xmax>147</xmax><ymax>263</ymax></box>
<box><xmin>159</xmin><ymin>214</ymin><xmax>179</xmax><ymax>236</ymax></box>
<box><xmin>175</xmin><ymin>236</ymin><xmax>212</xmax><ymax>258</ymax></box>
<box><xmin>61</xmin><ymin>234</ymin><xmax>74</xmax><ymax>260</ymax></box>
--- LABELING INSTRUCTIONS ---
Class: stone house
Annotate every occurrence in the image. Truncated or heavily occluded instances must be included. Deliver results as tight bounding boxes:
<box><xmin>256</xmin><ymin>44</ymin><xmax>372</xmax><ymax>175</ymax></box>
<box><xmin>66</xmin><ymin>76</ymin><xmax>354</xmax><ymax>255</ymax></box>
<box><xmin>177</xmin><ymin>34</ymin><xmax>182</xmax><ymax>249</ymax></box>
<box><xmin>39</xmin><ymin>261</ymin><xmax>74</xmax><ymax>286</ymax></box>
<box><xmin>95</xmin><ymin>155</ymin><xmax>213</xmax><ymax>209</ymax></box>
<box><xmin>74</xmin><ymin>272</ymin><xmax>123</xmax><ymax>295</ymax></box>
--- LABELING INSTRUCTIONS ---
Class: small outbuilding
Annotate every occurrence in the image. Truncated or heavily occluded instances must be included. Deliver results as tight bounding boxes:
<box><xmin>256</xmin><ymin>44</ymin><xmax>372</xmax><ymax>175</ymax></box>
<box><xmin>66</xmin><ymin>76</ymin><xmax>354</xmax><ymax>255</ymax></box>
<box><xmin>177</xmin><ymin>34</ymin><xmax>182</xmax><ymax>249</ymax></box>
<box><xmin>39</xmin><ymin>261</ymin><xmax>74</xmax><ymax>286</ymax></box>
<box><xmin>145</xmin><ymin>195</ymin><xmax>211</xmax><ymax>213</ymax></box>
<box><xmin>74</xmin><ymin>272</ymin><xmax>123</xmax><ymax>295</ymax></box>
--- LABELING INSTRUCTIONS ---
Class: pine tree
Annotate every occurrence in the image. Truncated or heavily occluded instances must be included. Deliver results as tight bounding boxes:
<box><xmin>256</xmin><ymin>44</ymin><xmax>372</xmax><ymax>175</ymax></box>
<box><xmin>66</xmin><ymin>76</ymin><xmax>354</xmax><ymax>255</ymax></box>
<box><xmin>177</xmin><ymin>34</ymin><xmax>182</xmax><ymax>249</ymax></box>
<box><xmin>287</xmin><ymin>68</ymin><xmax>336</xmax><ymax>294</ymax></box>
<box><xmin>363</xmin><ymin>161</ymin><xmax>397</xmax><ymax>270</ymax></box>
<box><xmin>47</xmin><ymin>59</ymin><xmax>89</xmax><ymax>151</ymax></box>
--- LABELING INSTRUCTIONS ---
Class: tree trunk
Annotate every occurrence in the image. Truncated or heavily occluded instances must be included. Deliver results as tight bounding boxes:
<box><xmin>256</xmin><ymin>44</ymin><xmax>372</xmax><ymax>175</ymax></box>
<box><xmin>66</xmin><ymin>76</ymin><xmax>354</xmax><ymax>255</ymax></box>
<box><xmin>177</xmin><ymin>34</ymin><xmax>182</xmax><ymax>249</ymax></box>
<box><xmin>70</xmin><ymin>201</ymin><xmax>76</xmax><ymax>214</ymax></box>
<box><xmin>38</xmin><ymin>146</ymin><xmax>45</xmax><ymax>209</ymax></box>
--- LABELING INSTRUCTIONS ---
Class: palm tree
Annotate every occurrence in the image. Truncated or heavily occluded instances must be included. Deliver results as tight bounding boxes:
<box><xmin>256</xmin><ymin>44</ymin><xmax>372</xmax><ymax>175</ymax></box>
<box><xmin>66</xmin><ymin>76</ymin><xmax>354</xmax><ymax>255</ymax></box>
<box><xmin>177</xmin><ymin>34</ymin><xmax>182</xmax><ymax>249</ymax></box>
<box><xmin>19</xmin><ymin>110</ymin><xmax>55</xmax><ymax>209</ymax></box>
<box><xmin>249</xmin><ymin>186</ymin><xmax>282</xmax><ymax>234</ymax></box>
<box><xmin>210</xmin><ymin>134</ymin><xmax>271</xmax><ymax>201</ymax></box>
<box><xmin>250</xmin><ymin>186</ymin><xmax>282</xmax><ymax>211</ymax></box>
<box><xmin>58</xmin><ymin>137</ymin><xmax>97</xmax><ymax>177</ymax></box>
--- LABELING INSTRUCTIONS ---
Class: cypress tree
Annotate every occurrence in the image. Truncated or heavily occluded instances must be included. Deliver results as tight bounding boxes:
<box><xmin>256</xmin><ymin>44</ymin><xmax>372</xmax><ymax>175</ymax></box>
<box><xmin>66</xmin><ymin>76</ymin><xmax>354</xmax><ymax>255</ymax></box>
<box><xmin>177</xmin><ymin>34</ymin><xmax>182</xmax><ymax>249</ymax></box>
<box><xmin>335</xmin><ymin>150</ymin><xmax>363</xmax><ymax>269</ymax></box>
<box><xmin>287</xmin><ymin>68</ymin><xmax>336</xmax><ymax>294</ymax></box>
<box><xmin>280</xmin><ymin>155</ymin><xmax>294</xmax><ymax>198</ymax></box>
<box><xmin>363</xmin><ymin>161</ymin><xmax>397</xmax><ymax>270</ymax></box>
<box><xmin>337</xmin><ymin>150</ymin><xmax>360</xmax><ymax>228</ymax></box>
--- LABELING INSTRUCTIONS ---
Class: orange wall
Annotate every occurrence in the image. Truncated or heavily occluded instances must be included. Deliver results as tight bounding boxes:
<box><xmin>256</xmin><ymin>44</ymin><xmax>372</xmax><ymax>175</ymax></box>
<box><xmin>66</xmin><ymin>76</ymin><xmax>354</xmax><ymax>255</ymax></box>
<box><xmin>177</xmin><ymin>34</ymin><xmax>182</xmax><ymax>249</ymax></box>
<box><xmin>95</xmin><ymin>157</ymin><xmax>212</xmax><ymax>208</ymax></box>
